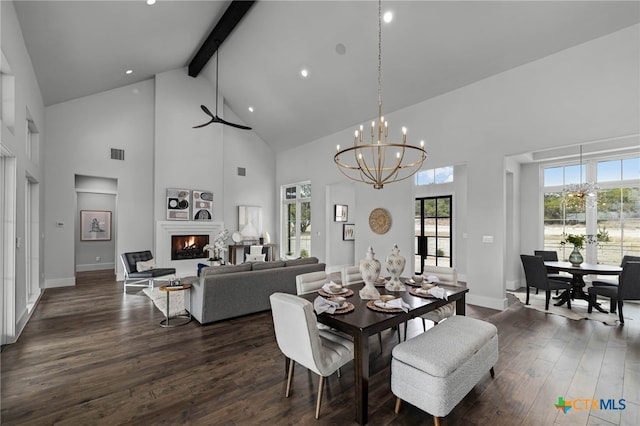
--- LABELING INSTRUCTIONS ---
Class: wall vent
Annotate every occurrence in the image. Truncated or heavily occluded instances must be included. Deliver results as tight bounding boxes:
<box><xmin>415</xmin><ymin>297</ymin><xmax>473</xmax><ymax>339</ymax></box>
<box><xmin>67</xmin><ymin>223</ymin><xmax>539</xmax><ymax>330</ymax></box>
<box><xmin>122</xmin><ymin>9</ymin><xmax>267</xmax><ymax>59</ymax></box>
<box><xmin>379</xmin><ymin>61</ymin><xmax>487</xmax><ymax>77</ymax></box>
<box><xmin>237</xmin><ymin>167</ymin><xmax>246</xmax><ymax>176</ymax></box>
<box><xmin>110</xmin><ymin>148</ymin><xmax>125</xmax><ymax>161</ymax></box>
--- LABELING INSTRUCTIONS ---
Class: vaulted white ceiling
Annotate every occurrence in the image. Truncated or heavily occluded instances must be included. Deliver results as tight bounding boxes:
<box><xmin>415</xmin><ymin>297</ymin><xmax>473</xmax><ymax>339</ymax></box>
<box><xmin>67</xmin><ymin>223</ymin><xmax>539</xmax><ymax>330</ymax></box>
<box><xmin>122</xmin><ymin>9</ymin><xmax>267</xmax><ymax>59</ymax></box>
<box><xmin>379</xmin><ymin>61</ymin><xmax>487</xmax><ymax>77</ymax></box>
<box><xmin>13</xmin><ymin>1</ymin><xmax>640</xmax><ymax>152</ymax></box>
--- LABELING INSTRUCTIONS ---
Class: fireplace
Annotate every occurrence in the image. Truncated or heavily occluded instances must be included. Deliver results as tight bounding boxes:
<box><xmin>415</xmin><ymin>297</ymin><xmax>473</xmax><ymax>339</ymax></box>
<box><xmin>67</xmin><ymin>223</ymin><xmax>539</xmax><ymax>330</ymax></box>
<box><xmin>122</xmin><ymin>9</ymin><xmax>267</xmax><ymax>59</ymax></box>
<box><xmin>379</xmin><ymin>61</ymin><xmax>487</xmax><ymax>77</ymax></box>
<box><xmin>152</xmin><ymin>221</ymin><xmax>223</xmax><ymax>280</ymax></box>
<box><xmin>171</xmin><ymin>234</ymin><xmax>209</xmax><ymax>260</ymax></box>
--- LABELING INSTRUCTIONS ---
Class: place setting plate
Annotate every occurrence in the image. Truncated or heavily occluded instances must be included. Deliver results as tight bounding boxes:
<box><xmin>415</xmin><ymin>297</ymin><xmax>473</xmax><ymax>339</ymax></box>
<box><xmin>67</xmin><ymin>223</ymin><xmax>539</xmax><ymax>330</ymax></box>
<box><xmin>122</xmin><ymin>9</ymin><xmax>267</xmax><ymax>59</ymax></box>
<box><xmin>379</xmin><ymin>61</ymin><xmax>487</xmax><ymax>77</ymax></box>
<box><xmin>366</xmin><ymin>300</ymin><xmax>403</xmax><ymax>313</ymax></box>
<box><xmin>333</xmin><ymin>302</ymin><xmax>355</xmax><ymax>314</ymax></box>
<box><xmin>409</xmin><ymin>287</ymin><xmax>437</xmax><ymax>298</ymax></box>
<box><xmin>318</xmin><ymin>288</ymin><xmax>354</xmax><ymax>298</ymax></box>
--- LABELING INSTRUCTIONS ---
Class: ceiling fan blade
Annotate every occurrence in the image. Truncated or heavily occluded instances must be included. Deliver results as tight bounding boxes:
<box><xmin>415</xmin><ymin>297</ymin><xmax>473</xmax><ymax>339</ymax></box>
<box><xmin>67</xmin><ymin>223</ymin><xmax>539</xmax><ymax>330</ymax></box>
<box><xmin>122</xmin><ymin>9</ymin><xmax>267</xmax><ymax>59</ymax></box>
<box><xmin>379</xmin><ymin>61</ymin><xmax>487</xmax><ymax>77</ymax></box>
<box><xmin>192</xmin><ymin>119</ymin><xmax>215</xmax><ymax>128</ymax></box>
<box><xmin>200</xmin><ymin>105</ymin><xmax>214</xmax><ymax>117</ymax></box>
<box><xmin>218</xmin><ymin>117</ymin><xmax>252</xmax><ymax>130</ymax></box>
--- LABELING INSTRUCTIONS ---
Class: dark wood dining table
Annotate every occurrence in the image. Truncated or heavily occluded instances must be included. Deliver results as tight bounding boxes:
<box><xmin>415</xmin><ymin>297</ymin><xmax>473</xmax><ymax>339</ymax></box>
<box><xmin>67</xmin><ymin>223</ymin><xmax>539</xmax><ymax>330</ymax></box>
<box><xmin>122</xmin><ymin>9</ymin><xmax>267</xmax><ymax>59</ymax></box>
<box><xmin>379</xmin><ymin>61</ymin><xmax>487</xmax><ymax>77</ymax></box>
<box><xmin>300</xmin><ymin>280</ymin><xmax>469</xmax><ymax>425</ymax></box>
<box><xmin>544</xmin><ymin>261</ymin><xmax>622</xmax><ymax>312</ymax></box>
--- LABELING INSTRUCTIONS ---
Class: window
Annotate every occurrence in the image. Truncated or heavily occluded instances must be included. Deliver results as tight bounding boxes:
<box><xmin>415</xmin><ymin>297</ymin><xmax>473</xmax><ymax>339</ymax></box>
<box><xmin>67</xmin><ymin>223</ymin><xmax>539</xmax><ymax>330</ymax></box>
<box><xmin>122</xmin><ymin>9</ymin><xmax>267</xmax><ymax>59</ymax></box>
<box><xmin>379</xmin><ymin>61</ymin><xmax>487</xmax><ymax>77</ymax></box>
<box><xmin>415</xmin><ymin>166</ymin><xmax>454</xmax><ymax>186</ymax></box>
<box><xmin>281</xmin><ymin>182</ymin><xmax>311</xmax><ymax>258</ymax></box>
<box><xmin>414</xmin><ymin>196</ymin><xmax>452</xmax><ymax>272</ymax></box>
<box><xmin>542</xmin><ymin>155</ymin><xmax>640</xmax><ymax>264</ymax></box>
<box><xmin>595</xmin><ymin>157</ymin><xmax>640</xmax><ymax>264</ymax></box>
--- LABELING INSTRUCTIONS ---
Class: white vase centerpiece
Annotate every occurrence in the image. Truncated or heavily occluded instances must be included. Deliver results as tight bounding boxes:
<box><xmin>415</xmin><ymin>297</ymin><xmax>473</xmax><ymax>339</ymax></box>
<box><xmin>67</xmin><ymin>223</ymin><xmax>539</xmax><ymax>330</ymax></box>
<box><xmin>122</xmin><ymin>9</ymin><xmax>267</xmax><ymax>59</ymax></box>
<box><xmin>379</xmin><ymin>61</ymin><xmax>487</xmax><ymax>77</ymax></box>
<box><xmin>385</xmin><ymin>243</ymin><xmax>406</xmax><ymax>292</ymax></box>
<box><xmin>359</xmin><ymin>246</ymin><xmax>381</xmax><ymax>300</ymax></box>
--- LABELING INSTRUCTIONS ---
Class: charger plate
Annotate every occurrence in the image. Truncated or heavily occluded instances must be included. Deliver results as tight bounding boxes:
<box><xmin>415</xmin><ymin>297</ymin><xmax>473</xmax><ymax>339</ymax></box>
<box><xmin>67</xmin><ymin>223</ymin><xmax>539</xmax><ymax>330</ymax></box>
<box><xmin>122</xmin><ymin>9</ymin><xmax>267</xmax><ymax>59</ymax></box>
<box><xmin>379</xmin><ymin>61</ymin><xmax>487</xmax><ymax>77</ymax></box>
<box><xmin>366</xmin><ymin>300</ymin><xmax>403</xmax><ymax>313</ymax></box>
<box><xmin>333</xmin><ymin>302</ymin><xmax>355</xmax><ymax>315</ymax></box>
<box><xmin>318</xmin><ymin>288</ymin><xmax>354</xmax><ymax>298</ymax></box>
<box><xmin>409</xmin><ymin>288</ymin><xmax>436</xmax><ymax>298</ymax></box>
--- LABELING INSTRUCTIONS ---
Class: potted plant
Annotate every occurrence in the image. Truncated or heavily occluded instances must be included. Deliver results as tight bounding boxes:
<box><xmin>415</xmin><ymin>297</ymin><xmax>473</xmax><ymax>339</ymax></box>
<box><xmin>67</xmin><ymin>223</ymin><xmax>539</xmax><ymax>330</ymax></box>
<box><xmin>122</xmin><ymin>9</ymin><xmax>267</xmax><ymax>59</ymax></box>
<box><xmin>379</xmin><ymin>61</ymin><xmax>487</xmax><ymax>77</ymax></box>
<box><xmin>560</xmin><ymin>233</ymin><xmax>585</xmax><ymax>266</ymax></box>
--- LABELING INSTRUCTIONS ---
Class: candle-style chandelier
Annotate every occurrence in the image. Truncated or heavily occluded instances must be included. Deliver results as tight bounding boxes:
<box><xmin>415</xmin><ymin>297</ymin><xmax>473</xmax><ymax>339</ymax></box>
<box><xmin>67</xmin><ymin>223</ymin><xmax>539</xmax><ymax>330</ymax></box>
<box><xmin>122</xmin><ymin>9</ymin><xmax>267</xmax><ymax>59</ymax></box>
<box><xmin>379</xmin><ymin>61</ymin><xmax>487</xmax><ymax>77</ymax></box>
<box><xmin>334</xmin><ymin>0</ymin><xmax>427</xmax><ymax>189</ymax></box>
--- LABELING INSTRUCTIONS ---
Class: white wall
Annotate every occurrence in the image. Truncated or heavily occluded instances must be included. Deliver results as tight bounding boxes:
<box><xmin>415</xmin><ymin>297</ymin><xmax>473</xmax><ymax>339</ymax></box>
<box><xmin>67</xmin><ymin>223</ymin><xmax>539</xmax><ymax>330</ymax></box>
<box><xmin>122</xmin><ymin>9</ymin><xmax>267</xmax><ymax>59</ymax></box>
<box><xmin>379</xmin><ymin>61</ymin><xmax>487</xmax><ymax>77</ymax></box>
<box><xmin>325</xmin><ymin>182</ymin><xmax>355</xmax><ymax>272</ymax></box>
<box><xmin>222</xmin><ymin>106</ymin><xmax>276</xmax><ymax>246</ymax></box>
<box><xmin>154</xmin><ymin>69</ymin><xmax>224</xmax><ymax>224</ymax></box>
<box><xmin>1</xmin><ymin>0</ymin><xmax>45</xmax><ymax>341</ymax></box>
<box><xmin>45</xmin><ymin>80</ymin><xmax>155</xmax><ymax>284</ymax></box>
<box><xmin>44</xmin><ymin>68</ymin><xmax>276</xmax><ymax>284</ymax></box>
<box><xmin>277</xmin><ymin>24</ymin><xmax>640</xmax><ymax>310</ymax></box>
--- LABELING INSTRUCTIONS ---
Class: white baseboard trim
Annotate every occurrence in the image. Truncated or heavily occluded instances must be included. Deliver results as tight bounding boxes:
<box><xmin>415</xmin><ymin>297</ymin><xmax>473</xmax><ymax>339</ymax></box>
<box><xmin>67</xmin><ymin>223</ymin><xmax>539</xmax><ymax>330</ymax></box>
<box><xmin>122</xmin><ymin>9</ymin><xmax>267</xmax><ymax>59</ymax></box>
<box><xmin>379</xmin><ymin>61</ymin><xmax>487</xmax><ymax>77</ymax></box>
<box><xmin>466</xmin><ymin>293</ymin><xmax>508</xmax><ymax>311</ymax></box>
<box><xmin>44</xmin><ymin>277</ymin><xmax>76</xmax><ymax>288</ymax></box>
<box><xmin>505</xmin><ymin>279</ymin><xmax>521</xmax><ymax>291</ymax></box>
<box><xmin>76</xmin><ymin>263</ymin><xmax>115</xmax><ymax>272</ymax></box>
<box><xmin>14</xmin><ymin>290</ymin><xmax>43</xmax><ymax>343</ymax></box>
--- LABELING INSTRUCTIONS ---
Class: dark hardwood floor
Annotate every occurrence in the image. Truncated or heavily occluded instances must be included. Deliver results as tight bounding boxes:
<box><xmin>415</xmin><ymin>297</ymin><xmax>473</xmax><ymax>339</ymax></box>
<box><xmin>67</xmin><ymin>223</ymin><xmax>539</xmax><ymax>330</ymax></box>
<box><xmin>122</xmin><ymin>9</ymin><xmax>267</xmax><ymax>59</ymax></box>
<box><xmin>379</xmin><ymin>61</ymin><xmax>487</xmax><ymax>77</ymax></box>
<box><xmin>2</xmin><ymin>272</ymin><xmax>639</xmax><ymax>425</ymax></box>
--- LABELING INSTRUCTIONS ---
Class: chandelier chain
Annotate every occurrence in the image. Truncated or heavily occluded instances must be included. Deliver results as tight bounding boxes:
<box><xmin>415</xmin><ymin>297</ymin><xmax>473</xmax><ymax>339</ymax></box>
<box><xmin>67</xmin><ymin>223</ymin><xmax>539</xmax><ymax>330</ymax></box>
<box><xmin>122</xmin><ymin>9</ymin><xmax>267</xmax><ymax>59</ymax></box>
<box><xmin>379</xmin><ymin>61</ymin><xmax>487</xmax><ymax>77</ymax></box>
<box><xmin>378</xmin><ymin>0</ymin><xmax>382</xmax><ymax>109</ymax></box>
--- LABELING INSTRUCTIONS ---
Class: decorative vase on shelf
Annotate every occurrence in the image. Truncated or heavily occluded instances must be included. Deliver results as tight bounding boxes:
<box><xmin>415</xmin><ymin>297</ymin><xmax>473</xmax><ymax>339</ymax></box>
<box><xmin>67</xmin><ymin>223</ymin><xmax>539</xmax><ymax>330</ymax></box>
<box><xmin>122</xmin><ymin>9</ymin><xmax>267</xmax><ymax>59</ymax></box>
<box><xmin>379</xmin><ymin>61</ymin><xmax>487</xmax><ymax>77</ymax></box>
<box><xmin>385</xmin><ymin>244</ymin><xmax>406</xmax><ymax>291</ymax></box>
<box><xmin>569</xmin><ymin>245</ymin><xmax>584</xmax><ymax>266</ymax></box>
<box><xmin>359</xmin><ymin>246</ymin><xmax>381</xmax><ymax>300</ymax></box>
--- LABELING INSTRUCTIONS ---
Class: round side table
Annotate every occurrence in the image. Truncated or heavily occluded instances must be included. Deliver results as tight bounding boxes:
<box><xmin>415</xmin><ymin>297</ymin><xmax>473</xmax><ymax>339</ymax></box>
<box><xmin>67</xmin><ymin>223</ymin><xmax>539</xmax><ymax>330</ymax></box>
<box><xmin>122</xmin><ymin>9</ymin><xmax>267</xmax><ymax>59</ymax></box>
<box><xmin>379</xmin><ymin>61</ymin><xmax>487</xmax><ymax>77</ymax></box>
<box><xmin>159</xmin><ymin>283</ymin><xmax>192</xmax><ymax>327</ymax></box>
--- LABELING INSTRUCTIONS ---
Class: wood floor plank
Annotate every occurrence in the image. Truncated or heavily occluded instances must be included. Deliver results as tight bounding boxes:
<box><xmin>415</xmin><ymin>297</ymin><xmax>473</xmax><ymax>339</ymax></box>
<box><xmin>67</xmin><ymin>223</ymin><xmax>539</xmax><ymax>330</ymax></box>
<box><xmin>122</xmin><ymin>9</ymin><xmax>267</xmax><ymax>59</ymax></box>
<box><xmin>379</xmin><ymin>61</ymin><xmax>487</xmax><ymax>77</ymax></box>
<box><xmin>2</xmin><ymin>281</ymin><xmax>639</xmax><ymax>425</ymax></box>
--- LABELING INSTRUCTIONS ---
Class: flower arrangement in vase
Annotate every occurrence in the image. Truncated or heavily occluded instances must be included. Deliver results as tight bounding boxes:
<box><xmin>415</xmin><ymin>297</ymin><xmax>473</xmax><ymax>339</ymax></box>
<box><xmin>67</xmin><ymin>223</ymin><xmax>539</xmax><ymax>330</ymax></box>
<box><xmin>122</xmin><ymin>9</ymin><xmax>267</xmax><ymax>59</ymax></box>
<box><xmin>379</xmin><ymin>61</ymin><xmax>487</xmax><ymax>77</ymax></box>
<box><xmin>204</xmin><ymin>228</ymin><xmax>230</xmax><ymax>264</ymax></box>
<box><xmin>560</xmin><ymin>233</ymin><xmax>585</xmax><ymax>266</ymax></box>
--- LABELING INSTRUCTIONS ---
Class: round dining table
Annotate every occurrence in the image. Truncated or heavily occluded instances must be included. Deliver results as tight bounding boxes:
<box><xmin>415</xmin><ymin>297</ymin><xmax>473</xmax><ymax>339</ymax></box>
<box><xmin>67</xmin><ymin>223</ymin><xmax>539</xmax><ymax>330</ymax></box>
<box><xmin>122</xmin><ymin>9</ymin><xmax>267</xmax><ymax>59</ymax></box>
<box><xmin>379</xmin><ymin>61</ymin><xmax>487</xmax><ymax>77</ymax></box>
<box><xmin>544</xmin><ymin>261</ymin><xmax>622</xmax><ymax>312</ymax></box>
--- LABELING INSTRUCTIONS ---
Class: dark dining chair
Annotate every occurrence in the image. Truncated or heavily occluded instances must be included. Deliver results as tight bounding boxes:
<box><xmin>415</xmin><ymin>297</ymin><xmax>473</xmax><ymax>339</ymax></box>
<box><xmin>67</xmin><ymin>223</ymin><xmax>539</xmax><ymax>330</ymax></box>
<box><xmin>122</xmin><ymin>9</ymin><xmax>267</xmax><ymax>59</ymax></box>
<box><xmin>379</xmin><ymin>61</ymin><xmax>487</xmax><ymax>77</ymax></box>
<box><xmin>588</xmin><ymin>261</ymin><xmax>640</xmax><ymax>325</ymax></box>
<box><xmin>590</xmin><ymin>255</ymin><xmax>640</xmax><ymax>312</ymax></box>
<box><xmin>534</xmin><ymin>250</ymin><xmax>573</xmax><ymax>282</ymax></box>
<box><xmin>591</xmin><ymin>255</ymin><xmax>640</xmax><ymax>287</ymax></box>
<box><xmin>534</xmin><ymin>250</ymin><xmax>573</xmax><ymax>295</ymax></box>
<box><xmin>520</xmin><ymin>254</ymin><xmax>572</xmax><ymax>310</ymax></box>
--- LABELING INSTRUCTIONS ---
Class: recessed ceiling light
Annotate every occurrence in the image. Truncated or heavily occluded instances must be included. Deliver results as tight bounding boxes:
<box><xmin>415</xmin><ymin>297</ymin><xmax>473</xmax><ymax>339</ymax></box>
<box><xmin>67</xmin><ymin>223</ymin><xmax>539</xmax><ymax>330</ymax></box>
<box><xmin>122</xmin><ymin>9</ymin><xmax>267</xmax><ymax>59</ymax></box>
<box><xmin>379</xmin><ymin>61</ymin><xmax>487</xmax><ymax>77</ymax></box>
<box><xmin>383</xmin><ymin>11</ymin><xmax>393</xmax><ymax>23</ymax></box>
<box><xmin>248</xmin><ymin>106</ymin><xmax>254</xmax><ymax>112</ymax></box>
<box><xmin>300</xmin><ymin>69</ymin><xmax>309</xmax><ymax>78</ymax></box>
<box><xmin>125</xmin><ymin>69</ymin><xmax>133</xmax><ymax>75</ymax></box>
<box><xmin>146</xmin><ymin>0</ymin><xmax>156</xmax><ymax>5</ymax></box>
<box><xmin>335</xmin><ymin>43</ymin><xmax>346</xmax><ymax>55</ymax></box>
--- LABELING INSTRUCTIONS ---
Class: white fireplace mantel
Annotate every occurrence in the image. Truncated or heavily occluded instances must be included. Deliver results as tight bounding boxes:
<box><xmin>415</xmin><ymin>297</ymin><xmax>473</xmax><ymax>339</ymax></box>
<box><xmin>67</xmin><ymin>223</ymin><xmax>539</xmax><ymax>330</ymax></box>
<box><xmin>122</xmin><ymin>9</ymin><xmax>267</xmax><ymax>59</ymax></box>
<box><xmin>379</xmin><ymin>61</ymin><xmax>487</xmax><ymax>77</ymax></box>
<box><xmin>156</xmin><ymin>221</ymin><xmax>224</xmax><ymax>277</ymax></box>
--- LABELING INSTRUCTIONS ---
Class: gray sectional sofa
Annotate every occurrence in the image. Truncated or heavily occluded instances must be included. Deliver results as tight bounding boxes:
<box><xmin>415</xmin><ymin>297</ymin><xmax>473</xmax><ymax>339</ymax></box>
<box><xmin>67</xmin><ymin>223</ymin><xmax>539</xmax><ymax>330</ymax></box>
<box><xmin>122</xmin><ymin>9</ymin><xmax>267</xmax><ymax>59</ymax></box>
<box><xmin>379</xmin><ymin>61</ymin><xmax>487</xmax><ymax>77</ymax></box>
<box><xmin>182</xmin><ymin>257</ymin><xmax>325</xmax><ymax>324</ymax></box>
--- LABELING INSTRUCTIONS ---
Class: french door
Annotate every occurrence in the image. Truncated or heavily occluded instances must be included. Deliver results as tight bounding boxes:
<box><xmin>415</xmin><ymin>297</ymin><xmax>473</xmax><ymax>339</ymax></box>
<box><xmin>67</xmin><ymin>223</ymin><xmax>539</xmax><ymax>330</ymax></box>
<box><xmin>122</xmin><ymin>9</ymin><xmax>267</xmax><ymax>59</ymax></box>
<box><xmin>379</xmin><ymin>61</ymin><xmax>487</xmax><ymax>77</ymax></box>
<box><xmin>415</xmin><ymin>196</ymin><xmax>452</xmax><ymax>273</ymax></box>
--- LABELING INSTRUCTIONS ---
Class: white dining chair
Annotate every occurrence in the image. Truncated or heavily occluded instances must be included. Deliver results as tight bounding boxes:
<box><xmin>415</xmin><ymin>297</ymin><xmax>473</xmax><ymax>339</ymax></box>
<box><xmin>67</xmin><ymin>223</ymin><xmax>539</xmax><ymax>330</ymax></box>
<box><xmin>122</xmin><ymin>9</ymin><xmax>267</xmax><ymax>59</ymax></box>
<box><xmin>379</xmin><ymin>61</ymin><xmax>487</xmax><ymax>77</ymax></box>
<box><xmin>269</xmin><ymin>293</ymin><xmax>354</xmax><ymax>419</ymax></box>
<box><xmin>417</xmin><ymin>265</ymin><xmax>459</xmax><ymax>332</ymax></box>
<box><xmin>296</xmin><ymin>270</ymin><xmax>328</xmax><ymax>295</ymax></box>
<box><xmin>341</xmin><ymin>265</ymin><xmax>364</xmax><ymax>286</ymax></box>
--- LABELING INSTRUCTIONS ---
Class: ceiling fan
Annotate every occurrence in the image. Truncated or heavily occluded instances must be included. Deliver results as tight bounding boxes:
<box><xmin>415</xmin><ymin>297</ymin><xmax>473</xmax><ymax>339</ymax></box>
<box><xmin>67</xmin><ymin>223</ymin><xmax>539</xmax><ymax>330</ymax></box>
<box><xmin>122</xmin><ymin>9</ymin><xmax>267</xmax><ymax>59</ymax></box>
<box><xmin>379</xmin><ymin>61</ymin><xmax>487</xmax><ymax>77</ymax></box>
<box><xmin>193</xmin><ymin>43</ymin><xmax>251</xmax><ymax>130</ymax></box>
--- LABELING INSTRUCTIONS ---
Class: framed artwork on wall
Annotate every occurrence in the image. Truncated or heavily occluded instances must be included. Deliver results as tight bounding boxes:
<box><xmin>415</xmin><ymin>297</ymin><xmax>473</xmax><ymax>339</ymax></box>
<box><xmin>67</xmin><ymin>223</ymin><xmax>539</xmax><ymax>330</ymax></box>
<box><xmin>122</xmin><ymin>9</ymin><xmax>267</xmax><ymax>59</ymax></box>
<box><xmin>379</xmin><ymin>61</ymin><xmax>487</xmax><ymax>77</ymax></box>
<box><xmin>166</xmin><ymin>188</ymin><xmax>191</xmax><ymax>220</ymax></box>
<box><xmin>192</xmin><ymin>190</ymin><xmax>213</xmax><ymax>220</ymax></box>
<box><xmin>343</xmin><ymin>223</ymin><xmax>355</xmax><ymax>241</ymax></box>
<box><xmin>80</xmin><ymin>210</ymin><xmax>112</xmax><ymax>241</ymax></box>
<box><xmin>335</xmin><ymin>204</ymin><xmax>348</xmax><ymax>222</ymax></box>
<box><xmin>238</xmin><ymin>205</ymin><xmax>262</xmax><ymax>240</ymax></box>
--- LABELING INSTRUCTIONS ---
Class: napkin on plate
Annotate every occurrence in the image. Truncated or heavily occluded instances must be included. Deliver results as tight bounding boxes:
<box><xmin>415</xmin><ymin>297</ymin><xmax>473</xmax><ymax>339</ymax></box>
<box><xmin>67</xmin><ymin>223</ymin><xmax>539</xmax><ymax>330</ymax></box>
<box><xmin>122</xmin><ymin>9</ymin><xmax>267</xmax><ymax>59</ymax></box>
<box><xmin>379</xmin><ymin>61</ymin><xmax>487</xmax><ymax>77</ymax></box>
<box><xmin>322</xmin><ymin>281</ymin><xmax>343</xmax><ymax>293</ymax></box>
<box><xmin>427</xmin><ymin>286</ymin><xmax>447</xmax><ymax>300</ymax></box>
<box><xmin>426</xmin><ymin>275</ymin><xmax>440</xmax><ymax>283</ymax></box>
<box><xmin>375</xmin><ymin>298</ymin><xmax>411</xmax><ymax>312</ymax></box>
<box><xmin>314</xmin><ymin>296</ymin><xmax>341</xmax><ymax>314</ymax></box>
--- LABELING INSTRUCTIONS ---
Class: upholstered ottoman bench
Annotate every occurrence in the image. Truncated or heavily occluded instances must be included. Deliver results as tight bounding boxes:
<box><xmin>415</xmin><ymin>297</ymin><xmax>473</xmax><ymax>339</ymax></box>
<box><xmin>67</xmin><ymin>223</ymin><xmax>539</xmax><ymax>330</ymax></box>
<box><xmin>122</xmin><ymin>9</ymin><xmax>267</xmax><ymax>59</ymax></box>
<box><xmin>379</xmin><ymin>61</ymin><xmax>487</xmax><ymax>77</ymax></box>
<box><xmin>391</xmin><ymin>315</ymin><xmax>498</xmax><ymax>426</ymax></box>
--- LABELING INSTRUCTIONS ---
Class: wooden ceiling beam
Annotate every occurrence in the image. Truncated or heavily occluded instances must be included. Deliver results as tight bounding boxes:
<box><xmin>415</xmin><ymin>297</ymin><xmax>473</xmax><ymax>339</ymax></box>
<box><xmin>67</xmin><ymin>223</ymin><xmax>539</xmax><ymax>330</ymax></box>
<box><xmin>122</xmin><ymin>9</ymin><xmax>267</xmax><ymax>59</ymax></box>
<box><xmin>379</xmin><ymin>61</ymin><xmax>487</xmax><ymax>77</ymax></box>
<box><xmin>188</xmin><ymin>1</ymin><xmax>256</xmax><ymax>78</ymax></box>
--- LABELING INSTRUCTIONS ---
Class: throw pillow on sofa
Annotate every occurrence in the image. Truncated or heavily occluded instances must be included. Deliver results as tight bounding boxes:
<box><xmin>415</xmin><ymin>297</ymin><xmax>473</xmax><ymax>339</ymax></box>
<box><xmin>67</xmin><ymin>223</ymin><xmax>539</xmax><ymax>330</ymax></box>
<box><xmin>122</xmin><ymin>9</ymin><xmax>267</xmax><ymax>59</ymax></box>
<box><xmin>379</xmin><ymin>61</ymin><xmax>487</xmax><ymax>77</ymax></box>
<box><xmin>245</xmin><ymin>253</ymin><xmax>266</xmax><ymax>262</ymax></box>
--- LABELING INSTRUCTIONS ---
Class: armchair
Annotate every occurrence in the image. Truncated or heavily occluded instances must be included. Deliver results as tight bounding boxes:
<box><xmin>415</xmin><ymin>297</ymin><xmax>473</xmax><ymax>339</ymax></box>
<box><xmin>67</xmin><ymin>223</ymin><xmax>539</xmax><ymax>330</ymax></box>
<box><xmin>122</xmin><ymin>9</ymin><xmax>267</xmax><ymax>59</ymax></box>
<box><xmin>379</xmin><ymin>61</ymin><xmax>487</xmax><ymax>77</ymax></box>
<box><xmin>120</xmin><ymin>250</ymin><xmax>176</xmax><ymax>293</ymax></box>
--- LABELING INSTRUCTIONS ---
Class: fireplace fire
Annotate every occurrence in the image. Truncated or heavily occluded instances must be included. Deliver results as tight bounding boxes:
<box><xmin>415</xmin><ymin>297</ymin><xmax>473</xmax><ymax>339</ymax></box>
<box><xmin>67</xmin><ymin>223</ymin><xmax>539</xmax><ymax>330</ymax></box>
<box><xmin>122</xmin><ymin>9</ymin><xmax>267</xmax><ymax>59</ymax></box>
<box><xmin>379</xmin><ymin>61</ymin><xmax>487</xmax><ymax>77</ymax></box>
<box><xmin>171</xmin><ymin>234</ymin><xmax>209</xmax><ymax>260</ymax></box>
